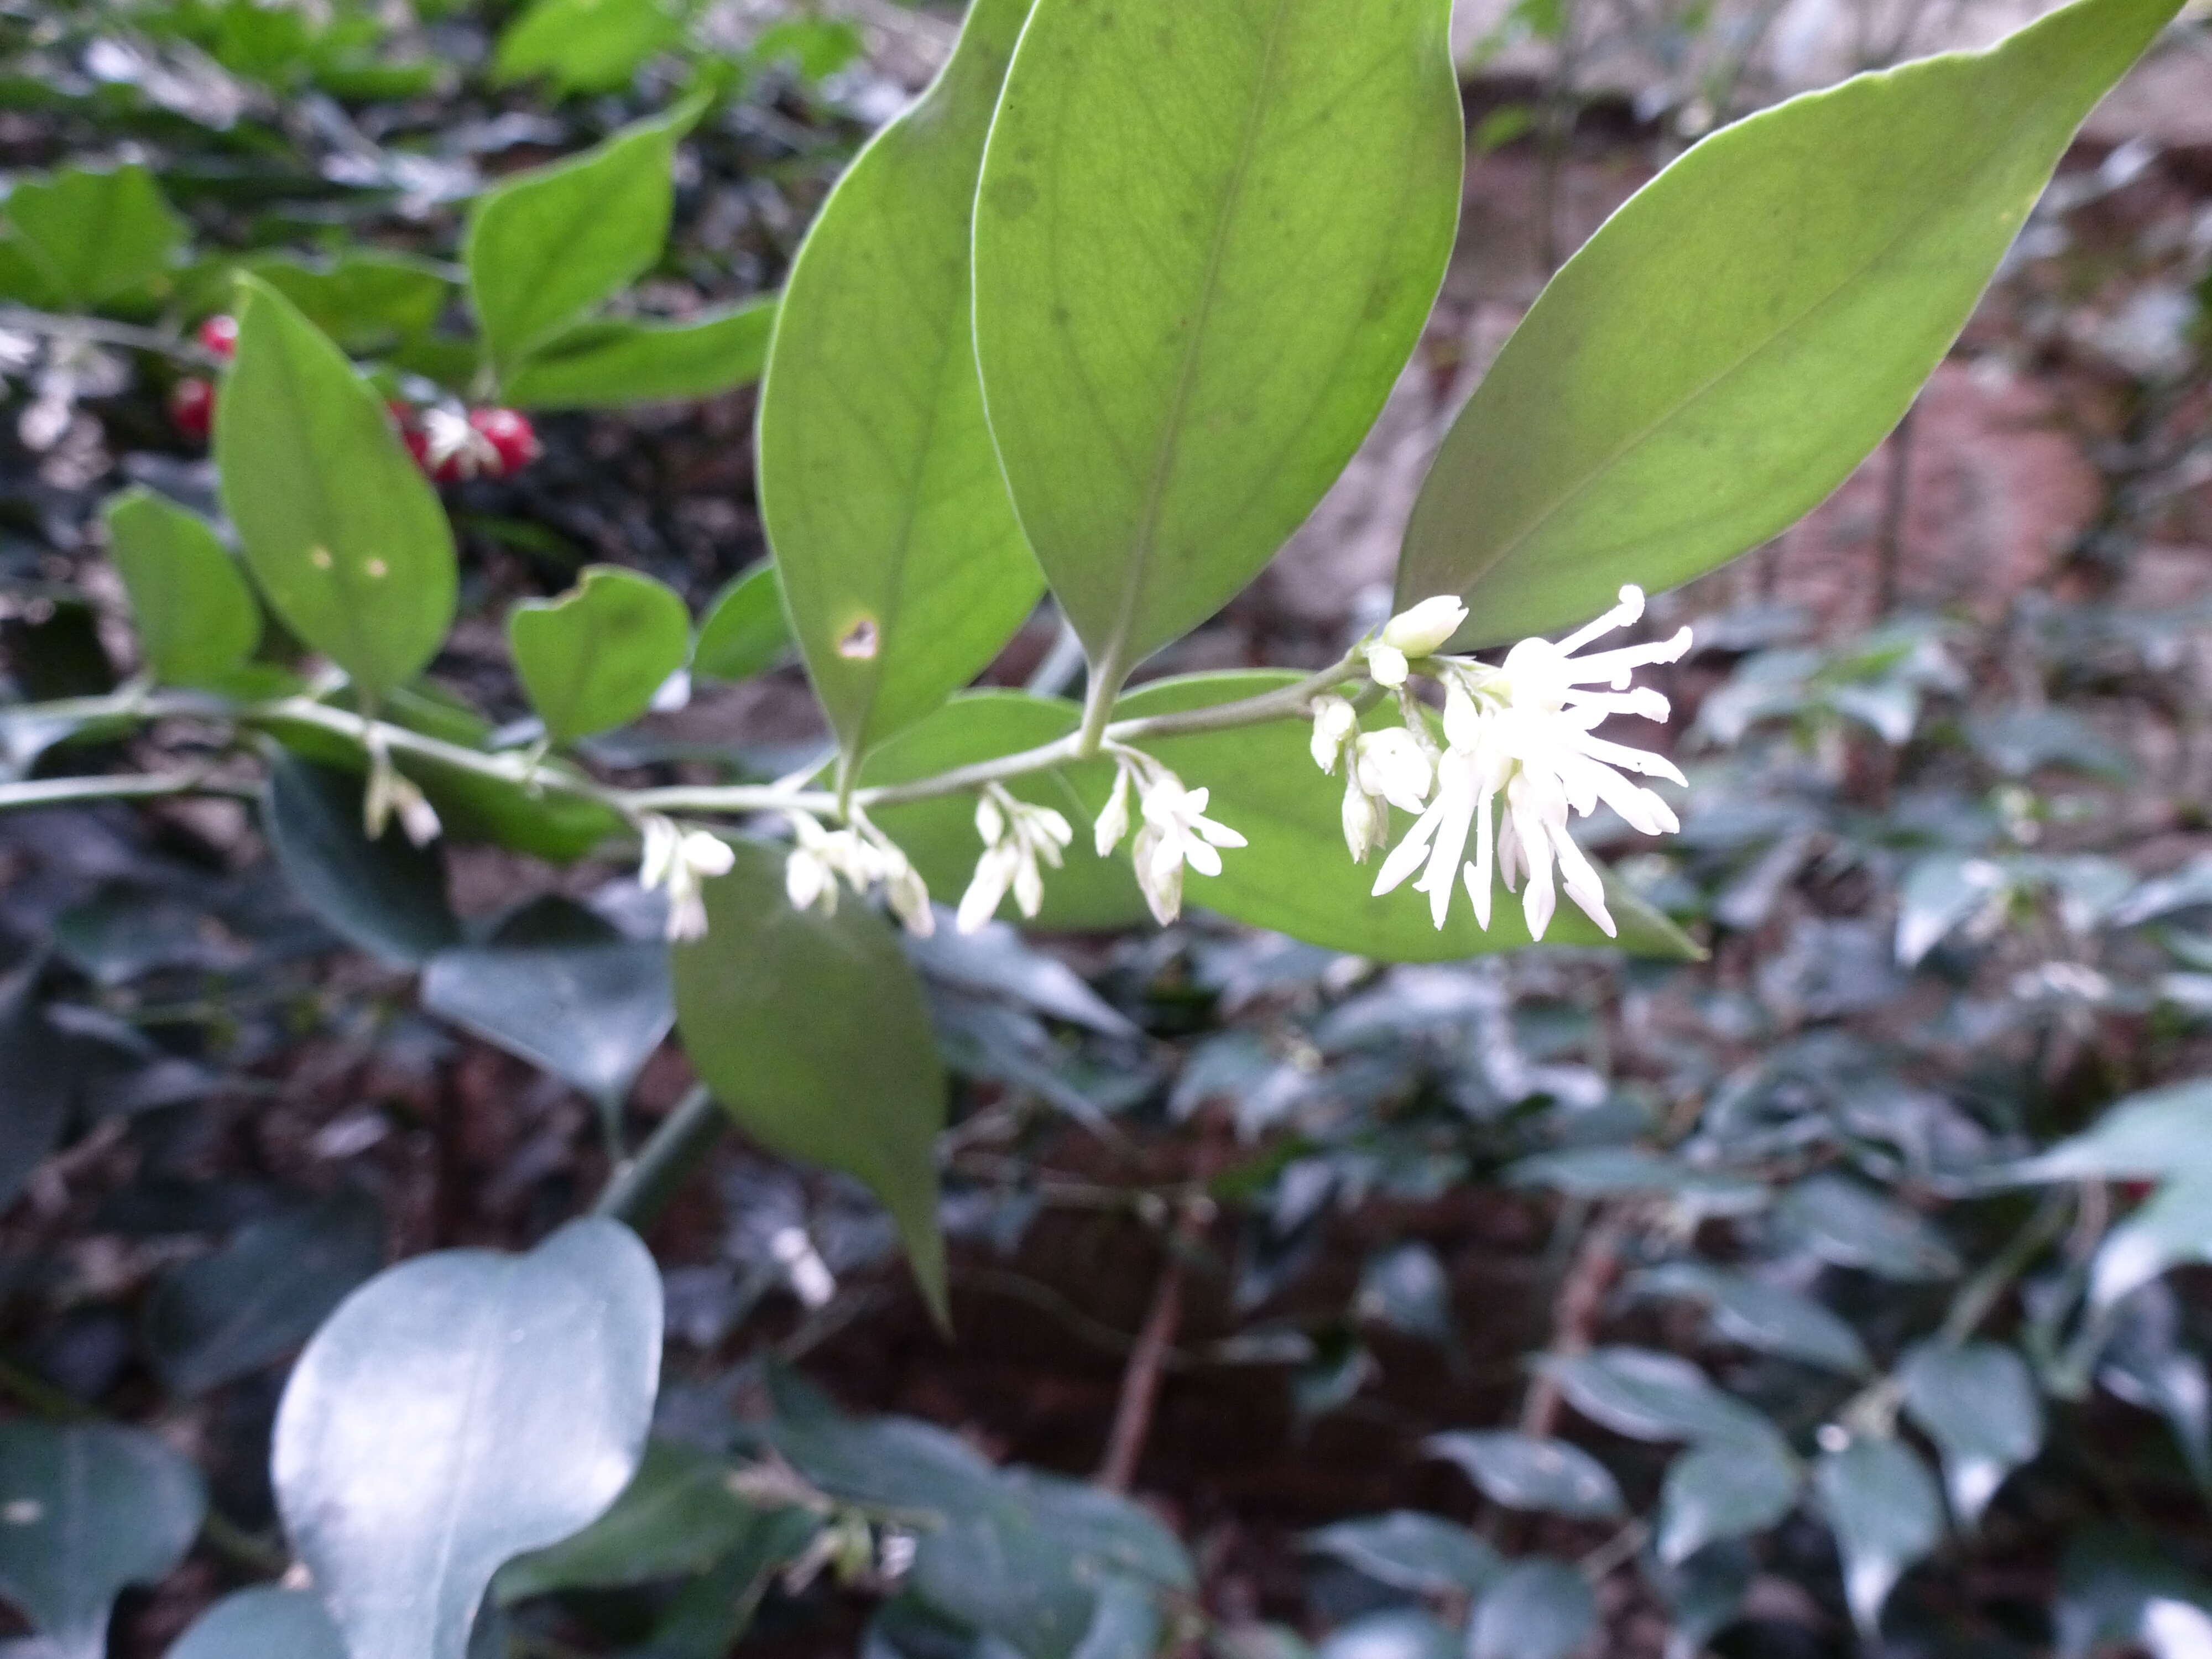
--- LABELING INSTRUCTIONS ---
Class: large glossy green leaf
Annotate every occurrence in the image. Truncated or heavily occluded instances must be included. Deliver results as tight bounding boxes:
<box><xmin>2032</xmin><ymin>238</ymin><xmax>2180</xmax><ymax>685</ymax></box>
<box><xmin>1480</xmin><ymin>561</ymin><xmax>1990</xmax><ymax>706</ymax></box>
<box><xmin>1106</xmin><ymin>674</ymin><xmax>1700</xmax><ymax>961</ymax></box>
<box><xmin>3</xmin><ymin>163</ymin><xmax>184</xmax><ymax>306</ymax></box>
<box><xmin>216</xmin><ymin>277</ymin><xmax>456</xmax><ymax>703</ymax></box>
<box><xmin>863</xmin><ymin>692</ymin><xmax>1146</xmax><ymax>931</ymax></box>
<box><xmin>1396</xmin><ymin>0</ymin><xmax>2182</xmax><ymax>644</ymax></box>
<box><xmin>509</xmin><ymin>566</ymin><xmax>690</xmax><ymax>745</ymax></box>
<box><xmin>142</xmin><ymin>1191</ymin><xmax>384</xmax><ymax>1395</ymax></box>
<box><xmin>0</xmin><ymin>1421</ymin><xmax>206</xmax><ymax>1659</ymax></box>
<box><xmin>421</xmin><ymin>896</ymin><xmax>673</xmax><ymax>1103</ymax></box>
<box><xmin>102</xmin><ymin>487</ymin><xmax>262</xmax><ymax>690</ymax></box>
<box><xmin>759</xmin><ymin>0</ymin><xmax>1042</xmax><ymax>765</ymax></box>
<box><xmin>272</xmin><ymin>1219</ymin><xmax>662</xmax><ymax>1659</ymax></box>
<box><xmin>972</xmin><ymin>0</ymin><xmax>1461</xmax><ymax>687</ymax></box>
<box><xmin>1425</xmin><ymin>1431</ymin><xmax>1624</xmax><ymax>1520</ymax></box>
<box><xmin>169</xmin><ymin>1588</ymin><xmax>348</xmax><ymax>1659</ymax></box>
<box><xmin>671</xmin><ymin>838</ymin><xmax>947</xmax><ymax>1319</ymax></box>
<box><xmin>505</xmin><ymin>301</ymin><xmax>775</xmax><ymax>409</ymax></box>
<box><xmin>466</xmin><ymin>102</ymin><xmax>697</xmax><ymax>377</ymax></box>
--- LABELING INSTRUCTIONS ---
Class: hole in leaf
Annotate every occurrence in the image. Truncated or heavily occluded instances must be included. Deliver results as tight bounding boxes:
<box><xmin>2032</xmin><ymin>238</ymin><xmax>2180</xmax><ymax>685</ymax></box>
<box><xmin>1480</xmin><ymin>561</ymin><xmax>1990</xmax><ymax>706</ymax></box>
<box><xmin>838</xmin><ymin>618</ymin><xmax>880</xmax><ymax>660</ymax></box>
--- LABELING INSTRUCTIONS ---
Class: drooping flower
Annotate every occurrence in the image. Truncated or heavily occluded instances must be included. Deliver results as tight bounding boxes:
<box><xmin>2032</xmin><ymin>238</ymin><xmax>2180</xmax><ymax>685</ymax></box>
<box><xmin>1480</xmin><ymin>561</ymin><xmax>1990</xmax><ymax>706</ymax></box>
<box><xmin>958</xmin><ymin>785</ymin><xmax>1074</xmax><ymax>933</ymax></box>
<box><xmin>1370</xmin><ymin>585</ymin><xmax>1691</xmax><ymax>939</ymax></box>
<box><xmin>1309</xmin><ymin>694</ymin><xmax>1359</xmax><ymax>772</ymax></box>
<box><xmin>1096</xmin><ymin>754</ymin><xmax>1247</xmax><ymax>926</ymax></box>
<box><xmin>1335</xmin><ymin>726</ymin><xmax>1436</xmax><ymax>862</ymax></box>
<box><xmin>782</xmin><ymin>811</ymin><xmax>934</xmax><ymax>935</ymax></box>
<box><xmin>640</xmin><ymin>814</ymin><xmax>738</xmax><ymax>941</ymax></box>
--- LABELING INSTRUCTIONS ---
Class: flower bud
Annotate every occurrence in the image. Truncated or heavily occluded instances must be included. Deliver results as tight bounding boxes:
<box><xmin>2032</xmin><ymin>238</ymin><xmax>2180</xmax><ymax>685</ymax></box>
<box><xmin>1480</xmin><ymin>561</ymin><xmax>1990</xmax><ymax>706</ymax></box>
<box><xmin>1308</xmin><ymin>695</ymin><xmax>1358</xmax><ymax>773</ymax></box>
<box><xmin>1380</xmin><ymin>594</ymin><xmax>1469</xmax><ymax>657</ymax></box>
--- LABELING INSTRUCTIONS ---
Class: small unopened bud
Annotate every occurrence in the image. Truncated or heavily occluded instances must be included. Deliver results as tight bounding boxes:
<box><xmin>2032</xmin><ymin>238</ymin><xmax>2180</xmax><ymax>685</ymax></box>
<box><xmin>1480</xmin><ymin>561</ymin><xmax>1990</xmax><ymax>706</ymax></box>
<box><xmin>1380</xmin><ymin>594</ymin><xmax>1469</xmax><ymax>657</ymax></box>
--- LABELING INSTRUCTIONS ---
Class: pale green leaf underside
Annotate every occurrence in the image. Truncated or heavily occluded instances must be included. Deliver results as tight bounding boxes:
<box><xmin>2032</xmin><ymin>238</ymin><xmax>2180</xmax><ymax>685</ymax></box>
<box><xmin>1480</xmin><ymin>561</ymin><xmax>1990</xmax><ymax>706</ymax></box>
<box><xmin>216</xmin><ymin>277</ymin><xmax>456</xmax><ymax>702</ymax></box>
<box><xmin>973</xmin><ymin>0</ymin><xmax>1464</xmax><ymax>685</ymax></box>
<box><xmin>1396</xmin><ymin>0</ymin><xmax>2181</xmax><ymax>645</ymax></box>
<box><xmin>759</xmin><ymin>0</ymin><xmax>1041</xmax><ymax>765</ymax></box>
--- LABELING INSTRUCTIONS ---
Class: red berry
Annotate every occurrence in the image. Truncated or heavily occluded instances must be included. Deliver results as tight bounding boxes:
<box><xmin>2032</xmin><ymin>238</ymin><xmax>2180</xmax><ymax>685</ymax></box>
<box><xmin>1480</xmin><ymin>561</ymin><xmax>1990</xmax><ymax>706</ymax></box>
<box><xmin>197</xmin><ymin>314</ymin><xmax>239</xmax><ymax>361</ymax></box>
<box><xmin>170</xmin><ymin>377</ymin><xmax>214</xmax><ymax>441</ymax></box>
<box><xmin>469</xmin><ymin>408</ymin><xmax>539</xmax><ymax>476</ymax></box>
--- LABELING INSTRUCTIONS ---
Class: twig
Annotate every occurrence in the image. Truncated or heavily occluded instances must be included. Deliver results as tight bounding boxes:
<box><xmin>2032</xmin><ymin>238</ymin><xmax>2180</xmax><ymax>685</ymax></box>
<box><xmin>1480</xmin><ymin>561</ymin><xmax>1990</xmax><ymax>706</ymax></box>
<box><xmin>1098</xmin><ymin>1203</ymin><xmax>1207</xmax><ymax>1492</ymax></box>
<box><xmin>0</xmin><ymin>306</ymin><xmax>222</xmax><ymax>369</ymax></box>
<box><xmin>592</xmin><ymin>1083</ymin><xmax>726</xmax><ymax>1230</ymax></box>
<box><xmin>0</xmin><ymin>771</ymin><xmax>260</xmax><ymax>810</ymax></box>
<box><xmin>1519</xmin><ymin>1204</ymin><xmax>1630</xmax><ymax>1440</ymax></box>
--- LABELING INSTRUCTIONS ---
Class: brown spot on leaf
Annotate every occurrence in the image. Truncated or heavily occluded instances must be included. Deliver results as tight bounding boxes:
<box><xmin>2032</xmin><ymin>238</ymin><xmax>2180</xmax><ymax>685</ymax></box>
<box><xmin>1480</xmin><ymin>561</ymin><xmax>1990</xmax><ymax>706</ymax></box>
<box><xmin>838</xmin><ymin>617</ymin><xmax>880</xmax><ymax>660</ymax></box>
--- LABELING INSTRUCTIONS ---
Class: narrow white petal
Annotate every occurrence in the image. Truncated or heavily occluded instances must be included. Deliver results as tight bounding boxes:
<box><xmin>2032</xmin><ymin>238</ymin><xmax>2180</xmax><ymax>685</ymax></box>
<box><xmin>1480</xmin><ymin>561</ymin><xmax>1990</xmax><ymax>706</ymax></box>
<box><xmin>1185</xmin><ymin>841</ymin><xmax>1223</xmax><ymax>878</ymax></box>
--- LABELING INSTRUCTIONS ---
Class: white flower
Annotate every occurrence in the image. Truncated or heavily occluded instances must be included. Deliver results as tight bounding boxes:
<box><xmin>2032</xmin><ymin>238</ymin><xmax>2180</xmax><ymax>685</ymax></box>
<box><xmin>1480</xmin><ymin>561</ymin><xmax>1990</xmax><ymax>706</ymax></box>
<box><xmin>1365</xmin><ymin>594</ymin><xmax>1469</xmax><ymax>687</ymax></box>
<box><xmin>1337</xmin><ymin>727</ymin><xmax>1436</xmax><ymax>863</ymax></box>
<box><xmin>1094</xmin><ymin>760</ymin><xmax>1134</xmax><ymax>857</ymax></box>
<box><xmin>640</xmin><ymin>815</ymin><xmax>737</xmax><ymax>941</ymax></box>
<box><xmin>1309</xmin><ymin>694</ymin><xmax>1359</xmax><ymax>772</ymax></box>
<box><xmin>1130</xmin><ymin>769</ymin><xmax>1247</xmax><ymax>926</ymax></box>
<box><xmin>1371</xmin><ymin>585</ymin><xmax>1690</xmax><ymax>940</ymax></box>
<box><xmin>782</xmin><ymin>811</ymin><xmax>934</xmax><ymax>935</ymax></box>
<box><xmin>957</xmin><ymin>786</ymin><xmax>1074</xmax><ymax>933</ymax></box>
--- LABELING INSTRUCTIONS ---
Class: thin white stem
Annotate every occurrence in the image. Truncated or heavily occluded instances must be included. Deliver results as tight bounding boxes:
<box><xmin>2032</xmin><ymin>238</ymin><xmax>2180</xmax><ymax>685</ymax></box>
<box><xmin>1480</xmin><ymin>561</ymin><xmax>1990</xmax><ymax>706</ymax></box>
<box><xmin>0</xmin><ymin>654</ymin><xmax>1363</xmax><ymax>834</ymax></box>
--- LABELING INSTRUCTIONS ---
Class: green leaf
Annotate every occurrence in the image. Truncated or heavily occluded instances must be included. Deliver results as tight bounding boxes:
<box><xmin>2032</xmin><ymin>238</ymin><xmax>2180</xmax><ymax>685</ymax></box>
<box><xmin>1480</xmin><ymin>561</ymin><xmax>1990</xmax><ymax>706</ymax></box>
<box><xmin>759</xmin><ymin>0</ymin><xmax>1042</xmax><ymax>764</ymax></box>
<box><xmin>1900</xmin><ymin>1342</ymin><xmax>2043</xmax><ymax>1526</ymax></box>
<box><xmin>1534</xmin><ymin>1347</ymin><xmax>1772</xmax><ymax>1445</ymax></box>
<box><xmin>504</xmin><ymin>301</ymin><xmax>776</xmax><ymax>409</ymax></box>
<box><xmin>862</xmin><ymin>692</ymin><xmax>1147</xmax><ymax>932</ymax></box>
<box><xmin>1467</xmin><ymin>1559</ymin><xmax>1597</xmax><ymax>1659</ymax></box>
<box><xmin>1776</xmin><ymin>1173</ymin><xmax>1959</xmax><ymax>1282</ymax></box>
<box><xmin>187</xmin><ymin>251</ymin><xmax>456</xmax><ymax>357</ymax></box>
<box><xmin>142</xmin><ymin>1191</ymin><xmax>385</xmax><ymax>1395</ymax></box>
<box><xmin>1813</xmin><ymin>1435</ymin><xmax>1944</xmax><ymax>1639</ymax></box>
<box><xmin>216</xmin><ymin>276</ymin><xmax>457</xmax><ymax>703</ymax></box>
<box><xmin>1425</xmin><ymin>1431</ymin><xmax>1624</xmax><ymax>1521</ymax></box>
<box><xmin>972</xmin><ymin>0</ymin><xmax>1462</xmax><ymax>689</ymax></box>
<box><xmin>509</xmin><ymin>566</ymin><xmax>691</xmax><ymax>745</ymax></box>
<box><xmin>272</xmin><ymin>1219</ymin><xmax>662</xmax><ymax>1659</ymax></box>
<box><xmin>0</xmin><ymin>1421</ymin><xmax>207</xmax><ymax>1659</ymax></box>
<box><xmin>494</xmin><ymin>1441</ymin><xmax>761</xmax><ymax>1603</ymax></box>
<box><xmin>263</xmin><ymin>753</ymin><xmax>462</xmax><ymax>968</ymax></box>
<box><xmin>420</xmin><ymin>896</ymin><xmax>673</xmax><ymax>1103</ymax></box>
<box><xmin>466</xmin><ymin>101</ymin><xmax>700</xmax><ymax>377</ymax></box>
<box><xmin>1106</xmin><ymin>674</ymin><xmax>1701</xmax><ymax>961</ymax></box>
<box><xmin>1316</xmin><ymin>1610</ymin><xmax>1458</xmax><ymax>1659</ymax></box>
<box><xmin>1626</xmin><ymin>1262</ymin><xmax>1871</xmax><ymax>1376</ymax></box>
<box><xmin>102</xmin><ymin>487</ymin><xmax>262</xmax><ymax>689</ymax></box>
<box><xmin>1302</xmin><ymin>1512</ymin><xmax>1501</xmax><ymax>1598</ymax></box>
<box><xmin>493</xmin><ymin>0</ymin><xmax>686</xmax><ymax>93</ymax></box>
<box><xmin>1656</xmin><ymin>1432</ymin><xmax>1803</xmax><ymax>1566</ymax></box>
<box><xmin>672</xmin><ymin>838</ymin><xmax>947</xmax><ymax>1321</ymax></box>
<box><xmin>0</xmin><ymin>989</ymin><xmax>70</xmax><ymax>1213</ymax></box>
<box><xmin>691</xmin><ymin>561</ymin><xmax>793</xmax><ymax>684</ymax></box>
<box><xmin>3</xmin><ymin>163</ymin><xmax>184</xmax><ymax>307</ymax></box>
<box><xmin>1396</xmin><ymin>0</ymin><xmax>2182</xmax><ymax>644</ymax></box>
<box><xmin>1506</xmin><ymin>1148</ymin><xmax>1767</xmax><ymax>1218</ymax></box>
<box><xmin>2016</xmin><ymin>1079</ymin><xmax>2212</xmax><ymax>1183</ymax></box>
<box><xmin>170</xmin><ymin>1588</ymin><xmax>347</xmax><ymax>1659</ymax></box>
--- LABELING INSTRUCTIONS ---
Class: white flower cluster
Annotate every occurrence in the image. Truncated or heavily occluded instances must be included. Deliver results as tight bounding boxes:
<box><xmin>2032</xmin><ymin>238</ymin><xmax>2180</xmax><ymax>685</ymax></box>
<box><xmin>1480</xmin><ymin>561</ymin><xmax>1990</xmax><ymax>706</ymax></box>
<box><xmin>784</xmin><ymin>810</ymin><xmax>933</xmax><ymax>935</ymax></box>
<box><xmin>1313</xmin><ymin>587</ymin><xmax>1692</xmax><ymax>940</ymax></box>
<box><xmin>957</xmin><ymin>785</ymin><xmax>1073</xmax><ymax>933</ymax></box>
